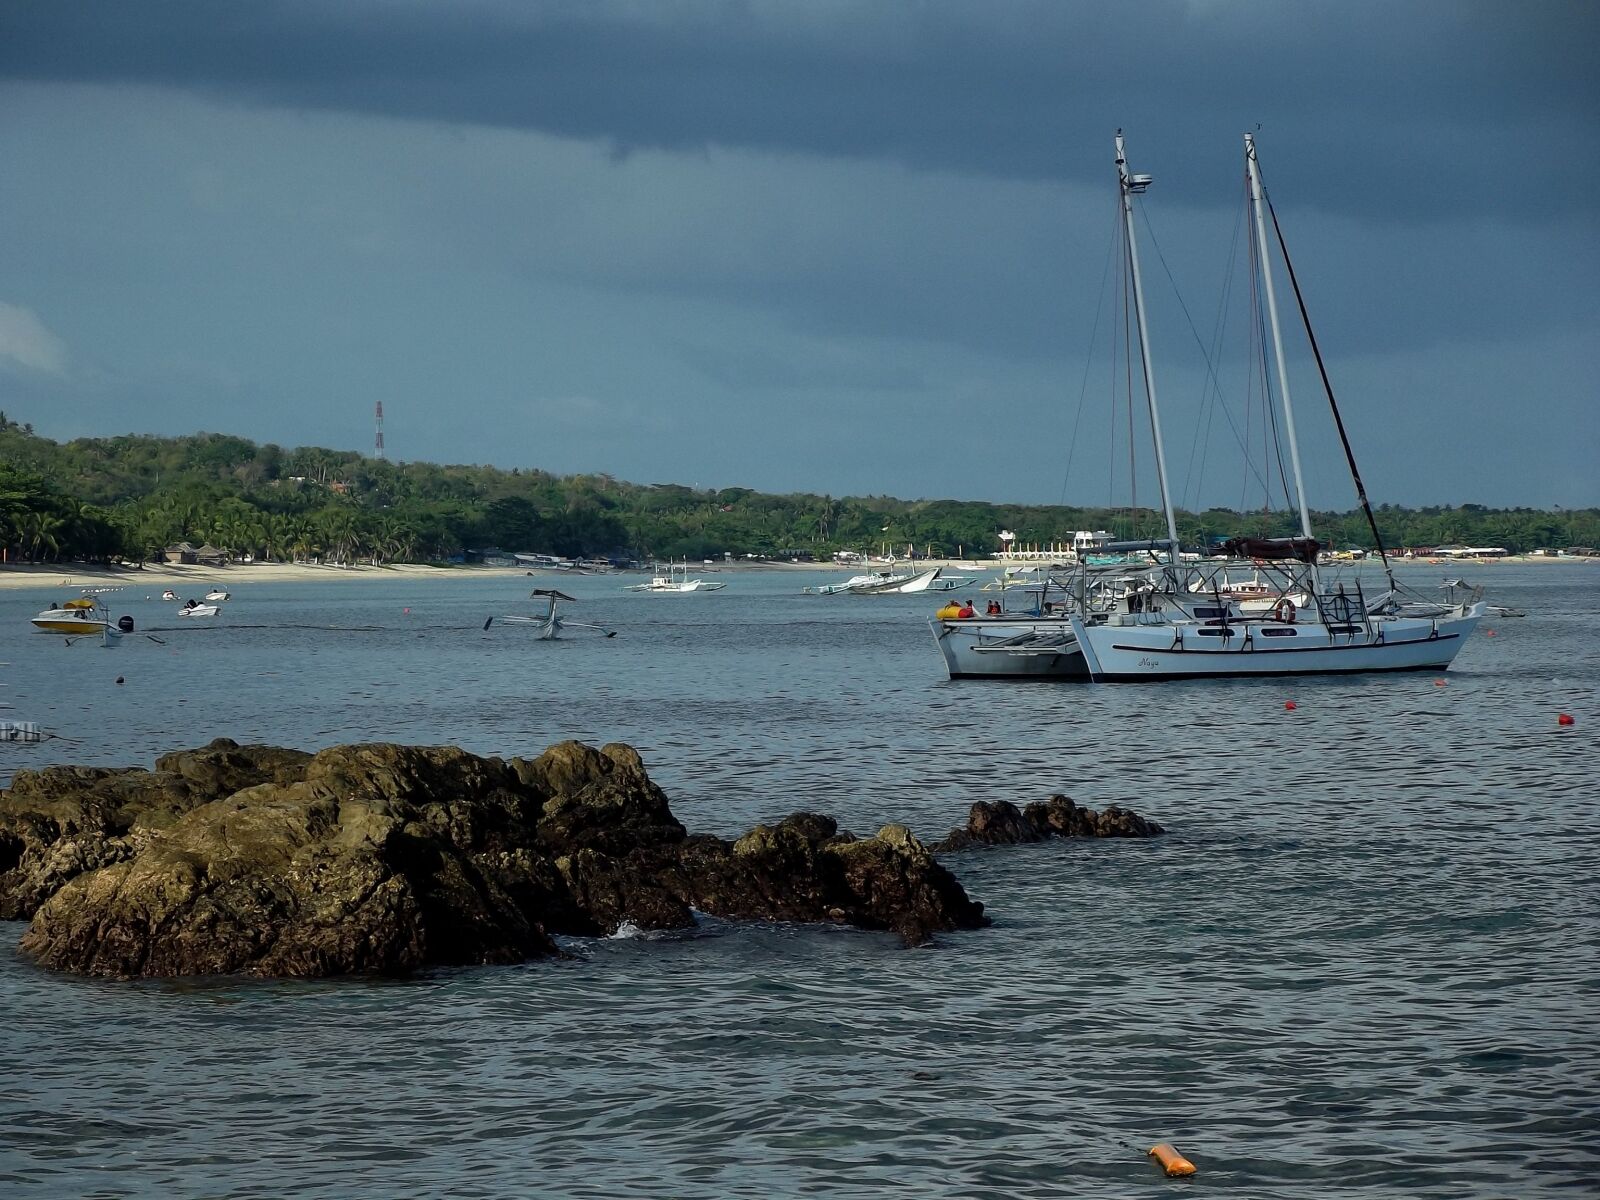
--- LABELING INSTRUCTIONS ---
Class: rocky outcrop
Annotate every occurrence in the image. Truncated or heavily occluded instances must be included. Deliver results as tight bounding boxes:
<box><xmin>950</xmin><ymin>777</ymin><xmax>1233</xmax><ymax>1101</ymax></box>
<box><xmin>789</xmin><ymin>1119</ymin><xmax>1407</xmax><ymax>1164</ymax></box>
<box><xmin>932</xmin><ymin>796</ymin><xmax>1163</xmax><ymax>853</ymax></box>
<box><xmin>0</xmin><ymin>739</ymin><xmax>313</xmax><ymax>920</ymax></box>
<box><xmin>3</xmin><ymin>740</ymin><xmax>987</xmax><ymax>978</ymax></box>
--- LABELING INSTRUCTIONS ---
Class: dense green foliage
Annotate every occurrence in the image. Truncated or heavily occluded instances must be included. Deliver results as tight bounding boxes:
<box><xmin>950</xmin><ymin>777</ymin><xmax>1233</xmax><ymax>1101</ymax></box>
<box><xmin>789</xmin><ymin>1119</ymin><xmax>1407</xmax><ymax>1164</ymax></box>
<box><xmin>0</xmin><ymin>415</ymin><xmax>1594</xmax><ymax>565</ymax></box>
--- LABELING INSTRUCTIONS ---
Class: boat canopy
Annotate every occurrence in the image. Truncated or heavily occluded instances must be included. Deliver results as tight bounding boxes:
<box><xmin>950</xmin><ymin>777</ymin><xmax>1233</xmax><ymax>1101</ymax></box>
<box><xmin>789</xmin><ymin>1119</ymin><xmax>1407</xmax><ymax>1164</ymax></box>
<box><xmin>1217</xmin><ymin>536</ymin><xmax>1323</xmax><ymax>563</ymax></box>
<box><xmin>529</xmin><ymin>589</ymin><xmax>577</xmax><ymax>601</ymax></box>
<box><xmin>63</xmin><ymin>598</ymin><xmax>97</xmax><ymax>609</ymax></box>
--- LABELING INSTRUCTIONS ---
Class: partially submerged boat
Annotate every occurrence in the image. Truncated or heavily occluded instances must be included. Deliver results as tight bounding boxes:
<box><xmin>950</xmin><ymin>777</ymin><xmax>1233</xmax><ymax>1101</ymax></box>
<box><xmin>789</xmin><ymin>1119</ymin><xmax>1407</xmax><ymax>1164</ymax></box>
<box><xmin>490</xmin><ymin>589</ymin><xmax>615</xmax><ymax>640</ymax></box>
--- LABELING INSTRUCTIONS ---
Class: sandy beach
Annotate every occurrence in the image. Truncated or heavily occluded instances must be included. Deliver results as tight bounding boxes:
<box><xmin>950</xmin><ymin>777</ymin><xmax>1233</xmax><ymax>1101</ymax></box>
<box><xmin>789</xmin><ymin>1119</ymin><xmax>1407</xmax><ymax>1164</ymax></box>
<box><xmin>0</xmin><ymin>561</ymin><xmax>524</xmax><ymax>593</ymax></box>
<box><xmin>0</xmin><ymin>557</ymin><xmax>844</xmax><ymax>593</ymax></box>
<box><xmin>0</xmin><ymin>553</ymin><xmax>1590</xmax><ymax>593</ymax></box>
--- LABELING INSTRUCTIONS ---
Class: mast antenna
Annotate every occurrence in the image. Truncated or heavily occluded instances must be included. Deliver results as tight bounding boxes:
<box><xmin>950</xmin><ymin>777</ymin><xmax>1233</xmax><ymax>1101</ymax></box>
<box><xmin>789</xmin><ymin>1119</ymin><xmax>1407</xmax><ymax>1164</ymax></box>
<box><xmin>375</xmin><ymin>400</ymin><xmax>385</xmax><ymax>460</ymax></box>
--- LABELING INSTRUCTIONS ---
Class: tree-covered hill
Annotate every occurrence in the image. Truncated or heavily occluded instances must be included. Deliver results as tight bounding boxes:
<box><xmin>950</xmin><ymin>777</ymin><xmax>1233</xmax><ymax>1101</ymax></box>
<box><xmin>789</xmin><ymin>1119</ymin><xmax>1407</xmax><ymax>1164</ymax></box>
<box><xmin>1</xmin><ymin>415</ymin><xmax>1594</xmax><ymax>565</ymax></box>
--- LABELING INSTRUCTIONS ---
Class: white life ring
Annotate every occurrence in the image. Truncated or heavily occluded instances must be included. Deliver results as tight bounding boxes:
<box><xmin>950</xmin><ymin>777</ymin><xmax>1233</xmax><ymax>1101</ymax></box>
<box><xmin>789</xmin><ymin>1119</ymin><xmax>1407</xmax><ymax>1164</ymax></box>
<box><xmin>1274</xmin><ymin>598</ymin><xmax>1296</xmax><ymax>624</ymax></box>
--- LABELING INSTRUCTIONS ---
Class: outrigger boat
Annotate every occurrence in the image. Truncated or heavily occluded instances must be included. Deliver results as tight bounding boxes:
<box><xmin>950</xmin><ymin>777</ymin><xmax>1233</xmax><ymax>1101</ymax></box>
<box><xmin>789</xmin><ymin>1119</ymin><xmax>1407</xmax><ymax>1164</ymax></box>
<box><xmin>623</xmin><ymin>562</ymin><xmax>726</xmax><ymax>592</ymax></box>
<box><xmin>489</xmin><ymin>589</ymin><xmax>615</xmax><ymax>639</ymax></box>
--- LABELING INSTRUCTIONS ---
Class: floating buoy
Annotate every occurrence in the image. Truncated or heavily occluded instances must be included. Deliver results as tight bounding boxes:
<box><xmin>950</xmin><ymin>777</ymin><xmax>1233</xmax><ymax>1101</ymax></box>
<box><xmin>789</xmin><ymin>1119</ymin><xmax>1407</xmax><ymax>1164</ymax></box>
<box><xmin>1434</xmin><ymin>679</ymin><xmax>1447</xmax><ymax>687</ymax></box>
<box><xmin>1558</xmin><ymin>713</ymin><xmax>1575</xmax><ymax>727</ymax></box>
<box><xmin>115</xmin><ymin>676</ymin><xmax>124</xmax><ymax>685</ymax></box>
<box><xmin>403</xmin><ymin>607</ymin><xmax>411</xmax><ymax>614</ymax></box>
<box><xmin>1284</xmin><ymin>700</ymin><xmax>1296</xmax><ymax>711</ymax></box>
<box><xmin>1486</xmin><ymin>629</ymin><xmax>1496</xmax><ymax>636</ymax></box>
<box><xmin>1149</xmin><ymin>1143</ymin><xmax>1197</xmax><ymax>1177</ymax></box>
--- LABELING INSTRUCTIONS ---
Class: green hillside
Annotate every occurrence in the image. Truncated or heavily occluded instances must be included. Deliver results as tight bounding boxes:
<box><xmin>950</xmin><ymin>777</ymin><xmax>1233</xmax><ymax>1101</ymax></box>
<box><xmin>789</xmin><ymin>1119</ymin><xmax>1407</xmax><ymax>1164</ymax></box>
<box><xmin>0</xmin><ymin>415</ymin><xmax>1594</xmax><ymax>565</ymax></box>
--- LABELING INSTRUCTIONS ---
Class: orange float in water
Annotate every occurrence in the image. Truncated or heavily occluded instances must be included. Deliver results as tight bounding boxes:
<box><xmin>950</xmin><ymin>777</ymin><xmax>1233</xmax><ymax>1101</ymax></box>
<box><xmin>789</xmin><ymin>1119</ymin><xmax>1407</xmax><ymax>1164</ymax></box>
<box><xmin>1284</xmin><ymin>700</ymin><xmax>1297</xmax><ymax>711</ymax></box>
<box><xmin>1558</xmin><ymin>713</ymin><xmax>1575</xmax><ymax>727</ymax></box>
<box><xmin>1149</xmin><ymin>1143</ymin><xmax>1198</xmax><ymax>1177</ymax></box>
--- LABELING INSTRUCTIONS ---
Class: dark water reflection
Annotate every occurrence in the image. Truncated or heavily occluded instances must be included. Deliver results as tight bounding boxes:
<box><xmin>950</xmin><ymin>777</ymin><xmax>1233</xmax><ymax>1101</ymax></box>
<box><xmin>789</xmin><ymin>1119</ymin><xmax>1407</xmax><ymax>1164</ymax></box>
<box><xmin>1</xmin><ymin>564</ymin><xmax>1595</xmax><ymax>1197</ymax></box>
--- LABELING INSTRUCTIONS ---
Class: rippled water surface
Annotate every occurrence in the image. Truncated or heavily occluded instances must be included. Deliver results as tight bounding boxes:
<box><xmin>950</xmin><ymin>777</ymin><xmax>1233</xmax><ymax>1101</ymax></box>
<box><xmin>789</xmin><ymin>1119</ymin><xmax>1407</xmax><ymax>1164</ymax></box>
<box><xmin>2</xmin><ymin>564</ymin><xmax>1596</xmax><ymax>1197</ymax></box>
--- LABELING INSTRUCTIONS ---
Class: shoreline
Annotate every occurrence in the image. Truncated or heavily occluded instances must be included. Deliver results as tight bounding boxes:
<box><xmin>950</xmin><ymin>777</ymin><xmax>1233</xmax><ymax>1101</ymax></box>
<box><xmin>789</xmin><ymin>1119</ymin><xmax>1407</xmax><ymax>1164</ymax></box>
<box><xmin>0</xmin><ymin>553</ymin><xmax>1591</xmax><ymax>593</ymax></box>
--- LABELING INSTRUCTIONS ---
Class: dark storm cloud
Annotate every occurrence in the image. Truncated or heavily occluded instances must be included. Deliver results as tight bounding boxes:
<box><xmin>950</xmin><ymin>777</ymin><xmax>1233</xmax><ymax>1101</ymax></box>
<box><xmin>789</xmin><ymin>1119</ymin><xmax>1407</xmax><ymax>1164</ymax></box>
<box><xmin>3</xmin><ymin>0</ymin><xmax>1596</xmax><ymax>221</ymax></box>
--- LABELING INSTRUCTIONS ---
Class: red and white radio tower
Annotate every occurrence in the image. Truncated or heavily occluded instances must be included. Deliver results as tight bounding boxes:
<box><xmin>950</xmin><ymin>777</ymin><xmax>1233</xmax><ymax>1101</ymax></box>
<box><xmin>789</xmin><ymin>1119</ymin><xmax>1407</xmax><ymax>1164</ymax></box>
<box><xmin>374</xmin><ymin>400</ymin><xmax>385</xmax><ymax>459</ymax></box>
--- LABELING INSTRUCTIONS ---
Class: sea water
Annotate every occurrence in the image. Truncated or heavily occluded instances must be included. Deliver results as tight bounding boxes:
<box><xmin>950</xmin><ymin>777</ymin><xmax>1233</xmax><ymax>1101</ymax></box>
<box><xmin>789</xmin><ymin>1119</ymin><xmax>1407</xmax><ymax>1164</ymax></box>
<box><xmin>0</xmin><ymin>564</ymin><xmax>1594</xmax><ymax>1198</ymax></box>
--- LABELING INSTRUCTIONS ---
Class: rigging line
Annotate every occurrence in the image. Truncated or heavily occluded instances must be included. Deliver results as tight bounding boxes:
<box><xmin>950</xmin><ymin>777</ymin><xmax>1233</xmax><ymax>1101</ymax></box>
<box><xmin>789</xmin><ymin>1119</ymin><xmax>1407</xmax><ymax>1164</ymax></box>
<box><xmin>1184</xmin><ymin>188</ymin><xmax>1246</xmax><ymax>511</ymax></box>
<box><xmin>1137</xmin><ymin>200</ymin><xmax>1274</xmax><ymax>510</ymax></box>
<box><xmin>1264</xmin><ymin>189</ymin><xmax>1395</xmax><ymax>587</ymax></box>
<box><xmin>1060</xmin><ymin>199</ymin><xmax>1123</xmax><ymax>506</ymax></box>
<box><xmin>1247</xmin><ymin>207</ymin><xmax>1295</xmax><ymax>522</ymax></box>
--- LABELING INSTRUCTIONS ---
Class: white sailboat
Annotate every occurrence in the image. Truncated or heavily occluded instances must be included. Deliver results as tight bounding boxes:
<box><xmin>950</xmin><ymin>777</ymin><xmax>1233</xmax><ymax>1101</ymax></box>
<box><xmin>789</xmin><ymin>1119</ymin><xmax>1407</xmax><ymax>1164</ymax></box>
<box><xmin>932</xmin><ymin>131</ymin><xmax>1484</xmax><ymax>682</ymax></box>
<box><xmin>929</xmin><ymin>130</ymin><xmax>1169</xmax><ymax>680</ymax></box>
<box><xmin>1066</xmin><ymin>132</ymin><xmax>1484</xmax><ymax>681</ymax></box>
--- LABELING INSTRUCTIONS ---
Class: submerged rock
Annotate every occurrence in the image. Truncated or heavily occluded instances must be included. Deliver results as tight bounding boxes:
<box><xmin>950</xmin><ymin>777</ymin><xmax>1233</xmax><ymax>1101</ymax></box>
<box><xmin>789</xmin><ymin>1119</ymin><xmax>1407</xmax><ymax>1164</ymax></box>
<box><xmin>3</xmin><ymin>740</ymin><xmax>988</xmax><ymax>978</ymax></box>
<box><xmin>932</xmin><ymin>796</ymin><xmax>1163</xmax><ymax>853</ymax></box>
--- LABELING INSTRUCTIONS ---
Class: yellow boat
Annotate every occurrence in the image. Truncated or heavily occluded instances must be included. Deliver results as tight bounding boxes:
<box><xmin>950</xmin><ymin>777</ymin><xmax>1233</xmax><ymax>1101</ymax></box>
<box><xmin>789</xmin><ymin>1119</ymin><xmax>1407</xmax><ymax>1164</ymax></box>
<box><xmin>31</xmin><ymin>597</ymin><xmax>110</xmax><ymax>634</ymax></box>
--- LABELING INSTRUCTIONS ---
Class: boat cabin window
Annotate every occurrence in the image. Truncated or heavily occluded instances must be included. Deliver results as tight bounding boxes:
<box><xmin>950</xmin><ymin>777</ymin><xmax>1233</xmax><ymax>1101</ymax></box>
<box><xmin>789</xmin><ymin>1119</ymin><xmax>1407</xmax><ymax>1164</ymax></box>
<box><xmin>1195</xmin><ymin>627</ymin><xmax>1235</xmax><ymax>637</ymax></box>
<box><xmin>1193</xmin><ymin>606</ymin><xmax>1228</xmax><ymax>619</ymax></box>
<box><xmin>1260</xmin><ymin>627</ymin><xmax>1298</xmax><ymax>637</ymax></box>
<box><xmin>1326</xmin><ymin>624</ymin><xmax>1362</xmax><ymax>634</ymax></box>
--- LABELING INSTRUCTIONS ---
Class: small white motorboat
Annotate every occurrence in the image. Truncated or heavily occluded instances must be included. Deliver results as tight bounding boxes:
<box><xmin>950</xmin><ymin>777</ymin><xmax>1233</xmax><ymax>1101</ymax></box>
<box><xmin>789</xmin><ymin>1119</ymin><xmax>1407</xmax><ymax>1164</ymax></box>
<box><xmin>204</xmin><ymin>589</ymin><xmax>231</xmax><ymax>601</ymax></box>
<box><xmin>162</xmin><ymin>590</ymin><xmax>179</xmax><ymax>601</ymax></box>
<box><xmin>178</xmin><ymin>601</ymin><xmax>220</xmax><ymax>618</ymax></box>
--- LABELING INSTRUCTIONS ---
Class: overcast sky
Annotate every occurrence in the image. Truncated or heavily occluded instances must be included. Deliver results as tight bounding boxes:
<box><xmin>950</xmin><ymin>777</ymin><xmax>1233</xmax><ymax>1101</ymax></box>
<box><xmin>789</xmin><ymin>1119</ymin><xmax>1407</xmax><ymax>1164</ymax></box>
<box><xmin>1</xmin><ymin>0</ymin><xmax>1595</xmax><ymax>510</ymax></box>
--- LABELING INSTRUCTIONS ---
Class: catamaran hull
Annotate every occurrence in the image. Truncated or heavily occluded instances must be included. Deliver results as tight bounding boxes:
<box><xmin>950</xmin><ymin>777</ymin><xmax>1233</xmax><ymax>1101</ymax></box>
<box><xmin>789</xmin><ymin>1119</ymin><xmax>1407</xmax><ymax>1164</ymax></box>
<box><xmin>1067</xmin><ymin>607</ymin><xmax>1484</xmax><ymax>681</ymax></box>
<box><xmin>929</xmin><ymin>617</ymin><xmax>1090</xmax><ymax>679</ymax></box>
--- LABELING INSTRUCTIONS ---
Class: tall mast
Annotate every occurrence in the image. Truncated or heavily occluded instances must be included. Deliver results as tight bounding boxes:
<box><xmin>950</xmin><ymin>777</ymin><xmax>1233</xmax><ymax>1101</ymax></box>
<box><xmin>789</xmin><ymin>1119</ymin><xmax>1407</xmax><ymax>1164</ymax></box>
<box><xmin>1245</xmin><ymin>132</ymin><xmax>1316</xmax><ymax>551</ymax></box>
<box><xmin>1115</xmin><ymin>131</ymin><xmax>1181</xmax><ymax>561</ymax></box>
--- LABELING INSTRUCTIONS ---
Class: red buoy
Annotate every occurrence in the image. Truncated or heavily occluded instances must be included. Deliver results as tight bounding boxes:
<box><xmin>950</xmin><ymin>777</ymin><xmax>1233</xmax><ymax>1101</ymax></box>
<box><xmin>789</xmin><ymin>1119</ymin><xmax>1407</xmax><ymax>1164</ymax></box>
<box><xmin>1486</xmin><ymin>629</ymin><xmax>1497</xmax><ymax>636</ymax></box>
<box><xmin>1558</xmin><ymin>713</ymin><xmax>1575</xmax><ymax>727</ymax></box>
<box><xmin>1434</xmin><ymin>679</ymin><xmax>1447</xmax><ymax>687</ymax></box>
<box><xmin>1284</xmin><ymin>700</ymin><xmax>1297</xmax><ymax>711</ymax></box>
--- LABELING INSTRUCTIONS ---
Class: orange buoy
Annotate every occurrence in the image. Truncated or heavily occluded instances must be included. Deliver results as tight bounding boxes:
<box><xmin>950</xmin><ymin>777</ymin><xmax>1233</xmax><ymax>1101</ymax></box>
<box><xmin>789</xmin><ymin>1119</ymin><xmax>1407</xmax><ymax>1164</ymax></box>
<box><xmin>1149</xmin><ymin>1143</ymin><xmax>1198</xmax><ymax>1177</ymax></box>
<box><xmin>1284</xmin><ymin>700</ymin><xmax>1296</xmax><ymax>711</ymax></box>
<box><xmin>1558</xmin><ymin>713</ymin><xmax>1575</xmax><ymax>727</ymax></box>
<box><xmin>1434</xmin><ymin>679</ymin><xmax>1447</xmax><ymax>687</ymax></box>
<box><xmin>1485</xmin><ymin>629</ymin><xmax>1496</xmax><ymax>636</ymax></box>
